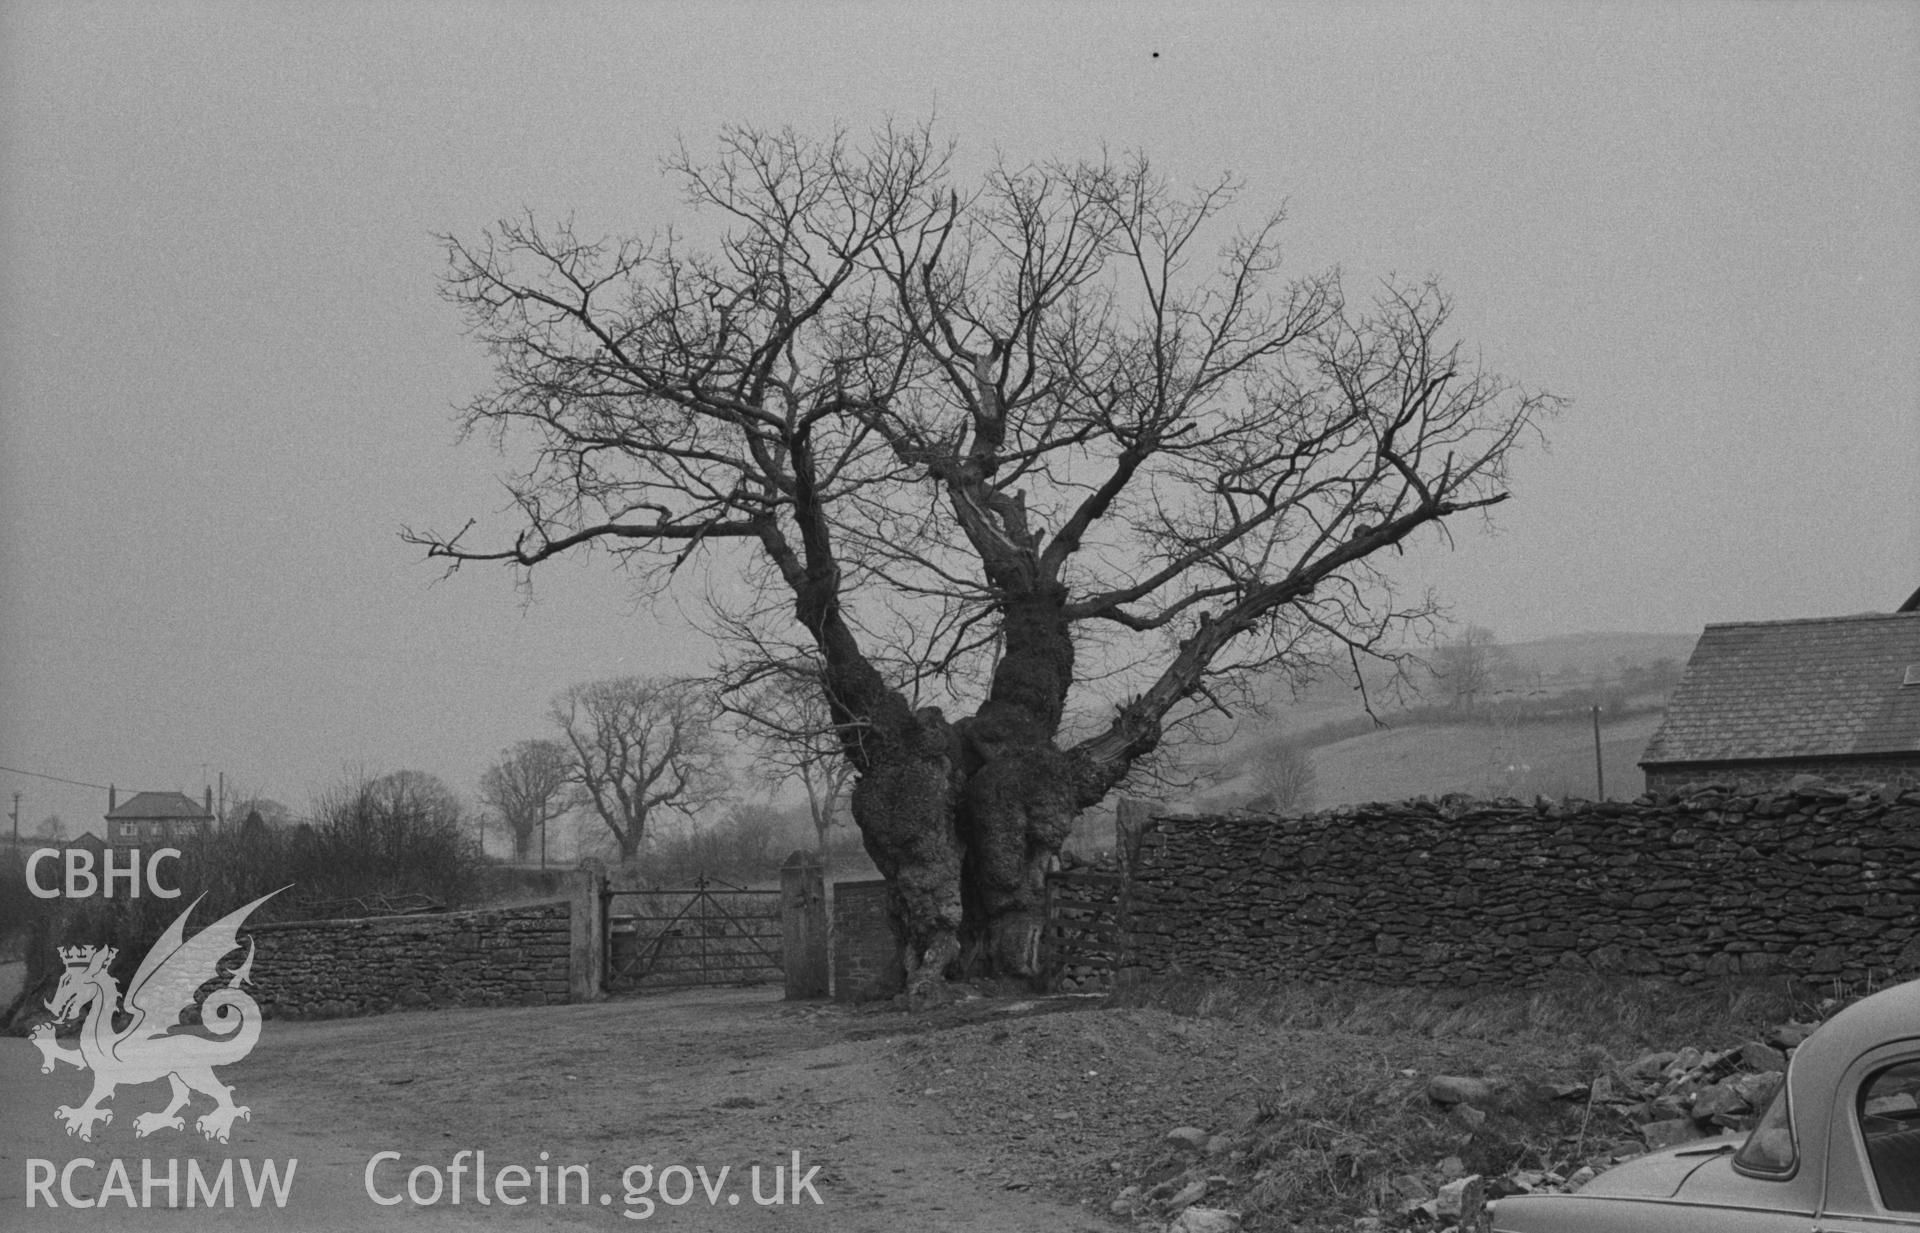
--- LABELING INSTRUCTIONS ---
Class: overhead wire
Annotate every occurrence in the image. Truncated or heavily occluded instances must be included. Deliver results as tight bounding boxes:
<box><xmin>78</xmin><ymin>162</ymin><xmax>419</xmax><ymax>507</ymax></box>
<box><xmin>0</xmin><ymin>763</ymin><xmax>113</xmax><ymax>791</ymax></box>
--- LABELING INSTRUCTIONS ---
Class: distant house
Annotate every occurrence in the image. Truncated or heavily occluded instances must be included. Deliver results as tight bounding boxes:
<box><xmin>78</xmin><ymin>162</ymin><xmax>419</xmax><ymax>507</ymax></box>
<box><xmin>8</xmin><ymin>829</ymin><xmax>107</xmax><ymax>855</ymax></box>
<box><xmin>104</xmin><ymin>787</ymin><xmax>215</xmax><ymax>848</ymax></box>
<box><xmin>66</xmin><ymin>829</ymin><xmax>107</xmax><ymax>855</ymax></box>
<box><xmin>1639</xmin><ymin>610</ymin><xmax>1920</xmax><ymax>794</ymax></box>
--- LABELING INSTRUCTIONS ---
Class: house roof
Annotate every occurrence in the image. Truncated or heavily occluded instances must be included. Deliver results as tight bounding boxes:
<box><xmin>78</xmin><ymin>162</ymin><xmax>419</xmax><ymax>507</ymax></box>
<box><xmin>106</xmin><ymin>790</ymin><xmax>211</xmax><ymax>820</ymax></box>
<box><xmin>1640</xmin><ymin>611</ymin><xmax>1920</xmax><ymax>766</ymax></box>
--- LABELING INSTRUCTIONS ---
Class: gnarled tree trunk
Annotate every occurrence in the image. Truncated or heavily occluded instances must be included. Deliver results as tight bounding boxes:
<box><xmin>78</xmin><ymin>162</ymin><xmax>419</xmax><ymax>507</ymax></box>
<box><xmin>846</xmin><ymin>706</ymin><xmax>965</xmax><ymax>1001</ymax></box>
<box><xmin>847</xmin><ymin>719</ymin><xmax>1091</xmax><ymax>1005</ymax></box>
<box><xmin>840</xmin><ymin>585</ymin><xmax>1113</xmax><ymax>1004</ymax></box>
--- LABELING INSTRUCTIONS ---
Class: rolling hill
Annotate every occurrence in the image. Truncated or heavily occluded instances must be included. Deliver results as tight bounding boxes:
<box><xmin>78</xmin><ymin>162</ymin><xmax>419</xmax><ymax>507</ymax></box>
<box><xmin>1191</xmin><ymin>630</ymin><xmax>1697</xmax><ymax>810</ymax></box>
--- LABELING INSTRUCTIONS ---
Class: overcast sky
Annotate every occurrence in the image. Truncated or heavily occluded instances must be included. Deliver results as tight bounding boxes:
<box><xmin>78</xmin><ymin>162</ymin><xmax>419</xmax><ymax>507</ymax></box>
<box><xmin>2</xmin><ymin>2</ymin><xmax>1914</xmax><ymax>838</ymax></box>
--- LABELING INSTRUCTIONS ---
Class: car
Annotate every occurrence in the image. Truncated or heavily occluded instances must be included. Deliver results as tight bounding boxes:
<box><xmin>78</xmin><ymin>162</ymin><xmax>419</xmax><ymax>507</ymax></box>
<box><xmin>1489</xmin><ymin>975</ymin><xmax>1920</xmax><ymax>1232</ymax></box>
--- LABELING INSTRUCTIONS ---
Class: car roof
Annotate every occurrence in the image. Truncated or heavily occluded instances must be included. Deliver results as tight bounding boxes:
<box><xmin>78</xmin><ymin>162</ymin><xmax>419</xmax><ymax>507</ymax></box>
<box><xmin>1778</xmin><ymin>975</ymin><xmax>1920</xmax><ymax>1211</ymax></box>
<box><xmin>1790</xmin><ymin>977</ymin><xmax>1920</xmax><ymax>1110</ymax></box>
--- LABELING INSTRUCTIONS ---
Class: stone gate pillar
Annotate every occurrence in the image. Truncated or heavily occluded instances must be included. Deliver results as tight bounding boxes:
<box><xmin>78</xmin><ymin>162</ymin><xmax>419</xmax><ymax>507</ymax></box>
<box><xmin>780</xmin><ymin>851</ymin><xmax>829</xmax><ymax>999</ymax></box>
<box><xmin>569</xmin><ymin>865</ymin><xmax>607</xmax><ymax>1002</ymax></box>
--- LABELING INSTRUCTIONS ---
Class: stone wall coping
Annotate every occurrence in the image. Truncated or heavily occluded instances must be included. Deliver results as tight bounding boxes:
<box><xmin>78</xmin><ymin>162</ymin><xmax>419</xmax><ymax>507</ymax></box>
<box><xmin>247</xmin><ymin>898</ymin><xmax>570</xmax><ymax>934</ymax></box>
<box><xmin>1136</xmin><ymin>783</ymin><xmax>1920</xmax><ymax>827</ymax></box>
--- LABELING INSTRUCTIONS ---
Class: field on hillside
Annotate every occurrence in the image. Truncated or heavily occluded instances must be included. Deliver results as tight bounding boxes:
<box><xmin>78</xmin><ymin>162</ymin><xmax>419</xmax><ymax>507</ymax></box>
<box><xmin>1176</xmin><ymin>630</ymin><xmax>1693</xmax><ymax>813</ymax></box>
<box><xmin>1309</xmin><ymin>710</ymin><xmax>1664</xmax><ymax>805</ymax></box>
<box><xmin>1497</xmin><ymin>631</ymin><xmax>1697</xmax><ymax>681</ymax></box>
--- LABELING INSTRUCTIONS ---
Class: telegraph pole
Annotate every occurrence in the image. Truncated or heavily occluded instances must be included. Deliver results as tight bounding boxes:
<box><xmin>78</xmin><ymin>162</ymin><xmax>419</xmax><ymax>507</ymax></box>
<box><xmin>1592</xmin><ymin>704</ymin><xmax>1606</xmax><ymax>800</ymax></box>
<box><xmin>9</xmin><ymin>791</ymin><xmax>18</xmax><ymax>848</ymax></box>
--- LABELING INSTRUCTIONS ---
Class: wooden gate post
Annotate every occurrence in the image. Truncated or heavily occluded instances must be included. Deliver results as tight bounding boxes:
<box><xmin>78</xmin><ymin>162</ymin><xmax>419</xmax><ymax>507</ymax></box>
<box><xmin>1039</xmin><ymin>873</ymin><xmax>1059</xmax><ymax>991</ymax></box>
<box><xmin>780</xmin><ymin>851</ymin><xmax>829</xmax><ymax>999</ymax></box>
<box><xmin>569</xmin><ymin>865</ymin><xmax>607</xmax><ymax>1002</ymax></box>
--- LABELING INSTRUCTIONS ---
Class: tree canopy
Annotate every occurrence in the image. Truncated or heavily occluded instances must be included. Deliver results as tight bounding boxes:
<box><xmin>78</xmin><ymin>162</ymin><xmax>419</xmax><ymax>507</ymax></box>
<box><xmin>412</xmin><ymin>121</ymin><xmax>1561</xmax><ymax>1000</ymax></box>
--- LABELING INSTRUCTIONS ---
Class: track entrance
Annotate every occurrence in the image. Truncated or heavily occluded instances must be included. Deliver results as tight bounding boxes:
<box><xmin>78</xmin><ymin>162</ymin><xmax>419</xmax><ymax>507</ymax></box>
<box><xmin>604</xmin><ymin>875</ymin><xmax>783</xmax><ymax>991</ymax></box>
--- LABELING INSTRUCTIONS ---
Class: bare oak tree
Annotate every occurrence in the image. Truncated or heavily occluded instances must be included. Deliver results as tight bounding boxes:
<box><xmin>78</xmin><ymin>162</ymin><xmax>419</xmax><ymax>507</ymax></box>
<box><xmin>410</xmin><ymin>122</ymin><xmax>1562</xmax><ymax>1002</ymax></box>
<box><xmin>479</xmin><ymin>738</ymin><xmax>573</xmax><ymax>862</ymax></box>
<box><xmin>551</xmin><ymin>676</ymin><xmax>728</xmax><ymax>863</ymax></box>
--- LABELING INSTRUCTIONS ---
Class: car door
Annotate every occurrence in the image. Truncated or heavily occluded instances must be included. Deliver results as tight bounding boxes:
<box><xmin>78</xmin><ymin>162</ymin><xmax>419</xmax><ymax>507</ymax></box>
<box><xmin>1814</xmin><ymin>1047</ymin><xmax>1920</xmax><ymax>1231</ymax></box>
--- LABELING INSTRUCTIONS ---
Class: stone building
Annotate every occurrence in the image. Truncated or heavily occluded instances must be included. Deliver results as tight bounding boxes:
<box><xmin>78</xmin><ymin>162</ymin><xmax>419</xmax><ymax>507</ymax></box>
<box><xmin>104</xmin><ymin>787</ymin><xmax>215</xmax><ymax>848</ymax></box>
<box><xmin>1639</xmin><ymin>608</ymin><xmax>1920</xmax><ymax>794</ymax></box>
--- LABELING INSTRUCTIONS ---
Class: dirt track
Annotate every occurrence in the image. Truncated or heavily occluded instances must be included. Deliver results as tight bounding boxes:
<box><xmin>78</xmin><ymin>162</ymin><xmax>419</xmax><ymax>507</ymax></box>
<box><xmin>1</xmin><ymin>987</ymin><xmax>1114</xmax><ymax>1232</ymax></box>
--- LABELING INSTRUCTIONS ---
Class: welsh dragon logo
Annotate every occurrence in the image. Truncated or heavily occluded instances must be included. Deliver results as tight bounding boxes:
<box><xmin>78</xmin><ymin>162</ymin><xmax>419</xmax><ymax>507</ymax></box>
<box><xmin>30</xmin><ymin>890</ymin><xmax>280</xmax><ymax>1143</ymax></box>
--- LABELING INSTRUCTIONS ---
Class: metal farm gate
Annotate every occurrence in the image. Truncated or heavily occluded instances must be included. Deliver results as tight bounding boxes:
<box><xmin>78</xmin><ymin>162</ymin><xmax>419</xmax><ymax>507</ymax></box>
<box><xmin>604</xmin><ymin>876</ymin><xmax>783</xmax><ymax>991</ymax></box>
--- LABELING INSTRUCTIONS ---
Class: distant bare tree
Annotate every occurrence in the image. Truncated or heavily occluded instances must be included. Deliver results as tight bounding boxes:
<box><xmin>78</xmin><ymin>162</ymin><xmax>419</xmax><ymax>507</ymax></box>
<box><xmin>304</xmin><ymin>769</ymin><xmax>480</xmax><ymax>905</ymax></box>
<box><xmin>1431</xmin><ymin>625</ymin><xmax>1509</xmax><ymax>714</ymax></box>
<box><xmin>717</xmin><ymin>801</ymin><xmax>783</xmax><ymax>868</ymax></box>
<box><xmin>1250</xmin><ymin>739</ymin><xmax>1316</xmax><ymax>814</ymax></box>
<box><xmin>480</xmin><ymin>739</ymin><xmax>573</xmax><ymax>862</ymax></box>
<box><xmin>33</xmin><ymin>815</ymin><xmax>64</xmax><ymax>840</ymax></box>
<box><xmin>225</xmin><ymin>794</ymin><xmax>294</xmax><ymax>832</ymax></box>
<box><xmin>1620</xmin><ymin>657</ymin><xmax>1683</xmax><ymax>698</ymax></box>
<box><xmin>552</xmin><ymin>676</ymin><xmax>729</xmax><ymax>863</ymax></box>
<box><xmin>237</xmin><ymin>808</ymin><xmax>271</xmax><ymax>843</ymax></box>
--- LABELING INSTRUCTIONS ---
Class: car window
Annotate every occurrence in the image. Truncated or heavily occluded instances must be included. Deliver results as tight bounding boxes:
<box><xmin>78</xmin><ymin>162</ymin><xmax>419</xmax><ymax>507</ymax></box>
<box><xmin>1859</xmin><ymin>1059</ymin><xmax>1920</xmax><ymax>1211</ymax></box>
<box><xmin>1734</xmin><ymin>1079</ymin><xmax>1796</xmax><ymax>1175</ymax></box>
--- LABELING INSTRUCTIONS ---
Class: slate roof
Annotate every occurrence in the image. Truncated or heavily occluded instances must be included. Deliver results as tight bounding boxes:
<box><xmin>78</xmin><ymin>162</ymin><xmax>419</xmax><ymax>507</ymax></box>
<box><xmin>105</xmin><ymin>790</ymin><xmax>211</xmax><ymax>820</ymax></box>
<box><xmin>1640</xmin><ymin>612</ymin><xmax>1920</xmax><ymax>766</ymax></box>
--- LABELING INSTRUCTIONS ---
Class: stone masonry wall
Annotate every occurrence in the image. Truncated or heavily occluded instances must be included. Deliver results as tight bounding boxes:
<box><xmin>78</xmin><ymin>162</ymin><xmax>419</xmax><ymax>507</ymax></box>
<box><xmin>1125</xmin><ymin>783</ymin><xmax>1920</xmax><ymax>989</ymax></box>
<box><xmin>247</xmin><ymin>900</ymin><xmax>572</xmax><ymax>1018</ymax></box>
<box><xmin>1645</xmin><ymin>758</ymin><xmax>1920</xmax><ymax>796</ymax></box>
<box><xmin>831</xmin><ymin>878</ymin><xmax>903</xmax><ymax>1002</ymax></box>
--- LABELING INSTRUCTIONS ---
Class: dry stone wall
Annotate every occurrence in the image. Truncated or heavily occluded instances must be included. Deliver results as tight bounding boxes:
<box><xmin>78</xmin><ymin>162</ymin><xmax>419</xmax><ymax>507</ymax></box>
<box><xmin>246</xmin><ymin>900</ymin><xmax>572</xmax><ymax>1018</ymax></box>
<box><xmin>1125</xmin><ymin>784</ymin><xmax>1920</xmax><ymax>988</ymax></box>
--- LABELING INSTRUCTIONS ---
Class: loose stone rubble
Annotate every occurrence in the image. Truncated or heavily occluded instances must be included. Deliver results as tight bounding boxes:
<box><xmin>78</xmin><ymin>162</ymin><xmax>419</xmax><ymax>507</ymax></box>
<box><xmin>1073</xmin><ymin>1002</ymin><xmax>1835</xmax><ymax>1233</ymax></box>
<box><xmin>1375</xmin><ymin>1009</ymin><xmax>1826</xmax><ymax>1233</ymax></box>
